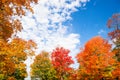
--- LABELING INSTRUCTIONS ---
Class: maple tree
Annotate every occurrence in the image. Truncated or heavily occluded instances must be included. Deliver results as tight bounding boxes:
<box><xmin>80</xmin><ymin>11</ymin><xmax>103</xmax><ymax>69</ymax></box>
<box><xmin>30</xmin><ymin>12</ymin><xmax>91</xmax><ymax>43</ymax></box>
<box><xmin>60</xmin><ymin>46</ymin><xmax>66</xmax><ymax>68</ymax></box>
<box><xmin>0</xmin><ymin>38</ymin><xmax>36</xmax><ymax>80</ymax></box>
<box><xmin>51</xmin><ymin>47</ymin><xmax>74</xmax><ymax>80</ymax></box>
<box><xmin>31</xmin><ymin>51</ymin><xmax>57</xmax><ymax>80</ymax></box>
<box><xmin>0</xmin><ymin>0</ymin><xmax>38</xmax><ymax>41</ymax></box>
<box><xmin>107</xmin><ymin>13</ymin><xmax>120</xmax><ymax>79</ymax></box>
<box><xmin>76</xmin><ymin>36</ymin><xmax>115</xmax><ymax>79</ymax></box>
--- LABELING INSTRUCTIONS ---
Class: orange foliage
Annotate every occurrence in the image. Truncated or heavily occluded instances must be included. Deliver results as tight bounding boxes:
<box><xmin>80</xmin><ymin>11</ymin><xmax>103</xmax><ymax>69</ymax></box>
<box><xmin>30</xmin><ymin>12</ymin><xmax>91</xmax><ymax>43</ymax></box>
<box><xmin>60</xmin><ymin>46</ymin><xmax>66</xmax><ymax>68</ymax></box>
<box><xmin>76</xmin><ymin>36</ymin><xmax>115</xmax><ymax>79</ymax></box>
<box><xmin>0</xmin><ymin>0</ymin><xmax>38</xmax><ymax>41</ymax></box>
<box><xmin>112</xmin><ymin>62</ymin><xmax>120</xmax><ymax>79</ymax></box>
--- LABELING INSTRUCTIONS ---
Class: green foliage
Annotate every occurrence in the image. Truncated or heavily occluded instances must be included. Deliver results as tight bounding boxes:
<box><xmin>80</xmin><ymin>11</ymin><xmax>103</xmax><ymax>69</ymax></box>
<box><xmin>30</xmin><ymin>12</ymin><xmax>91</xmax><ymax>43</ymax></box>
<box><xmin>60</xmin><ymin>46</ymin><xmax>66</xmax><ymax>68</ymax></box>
<box><xmin>31</xmin><ymin>51</ymin><xmax>57</xmax><ymax>80</ymax></box>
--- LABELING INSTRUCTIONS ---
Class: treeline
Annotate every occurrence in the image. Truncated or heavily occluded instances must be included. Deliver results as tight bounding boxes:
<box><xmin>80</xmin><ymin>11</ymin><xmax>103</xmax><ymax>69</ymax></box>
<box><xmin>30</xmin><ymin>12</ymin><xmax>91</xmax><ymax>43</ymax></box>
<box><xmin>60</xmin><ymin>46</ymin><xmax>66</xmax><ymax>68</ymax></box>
<box><xmin>31</xmin><ymin>35</ymin><xmax>120</xmax><ymax>80</ymax></box>
<box><xmin>0</xmin><ymin>0</ymin><xmax>120</xmax><ymax>80</ymax></box>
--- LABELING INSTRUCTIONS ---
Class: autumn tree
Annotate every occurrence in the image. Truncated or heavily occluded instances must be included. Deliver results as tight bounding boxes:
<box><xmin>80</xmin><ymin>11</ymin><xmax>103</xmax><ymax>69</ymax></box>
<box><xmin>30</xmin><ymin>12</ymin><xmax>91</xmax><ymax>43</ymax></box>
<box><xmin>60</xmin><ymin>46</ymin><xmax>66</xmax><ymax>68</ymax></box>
<box><xmin>107</xmin><ymin>13</ymin><xmax>120</xmax><ymax>79</ymax></box>
<box><xmin>107</xmin><ymin>13</ymin><xmax>120</xmax><ymax>41</ymax></box>
<box><xmin>0</xmin><ymin>40</ymin><xmax>15</xmax><ymax>80</ymax></box>
<box><xmin>107</xmin><ymin>13</ymin><xmax>120</xmax><ymax>61</ymax></box>
<box><xmin>76</xmin><ymin>36</ymin><xmax>115</xmax><ymax>79</ymax></box>
<box><xmin>0</xmin><ymin>38</ymin><xmax>36</xmax><ymax>80</ymax></box>
<box><xmin>0</xmin><ymin>0</ymin><xmax>38</xmax><ymax>41</ymax></box>
<box><xmin>31</xmin><ymin>51</ymin><xmax>57</xmax><ymax>80</ymax></box>
<box><xmin>51</xmin><ymin>47</ymin><xmax>74</xmax><ymax>80</ymax></box>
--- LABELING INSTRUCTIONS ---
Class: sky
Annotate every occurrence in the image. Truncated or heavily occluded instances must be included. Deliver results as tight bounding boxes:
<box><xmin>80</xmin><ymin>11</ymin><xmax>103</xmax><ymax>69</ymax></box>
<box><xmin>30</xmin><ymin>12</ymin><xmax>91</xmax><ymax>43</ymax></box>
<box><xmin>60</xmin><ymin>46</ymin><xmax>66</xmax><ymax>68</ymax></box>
<box><xmin>17</xmin><ymin>0</ymin><xmax>90</xmax><ymax>56</ymax></box>
<box><xmin>71</xmin><ymin>0</ymin><xmax>120</xmax><ymax>46</ymax></box>
<box><xmin>16</xmin><ymin>0</ymin><xmax>120</xmax><ymax>79</ymax></box>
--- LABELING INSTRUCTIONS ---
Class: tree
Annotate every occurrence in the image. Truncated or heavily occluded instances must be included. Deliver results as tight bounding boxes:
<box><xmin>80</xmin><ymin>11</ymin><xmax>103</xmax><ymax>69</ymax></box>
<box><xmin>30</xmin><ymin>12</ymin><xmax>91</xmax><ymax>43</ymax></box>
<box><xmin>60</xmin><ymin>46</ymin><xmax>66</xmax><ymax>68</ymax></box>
<box><xmin>107</xmin><ymin>13</ymin><xmax>120</xmax><ymax>40</ymax></box>
<box><xmin>31</xmin><ymin>51</ymin><xmax>57</xmax><ymax>80</ymax></box>
<box><xmin>10</xmin><ymin>38</ymin><xmax>36</xmax><ymax>80</ymax></box>
<box><xmin>76</xmin><ymin>36</ymin><xmax>115</xmax><ymax>79</ymax></box>
<box><xmin>107</xmin><ymin>13</ymin><xmax>120</xmax><ymax>62</ymax></box>
<box><xmin>107</xmin><ymin>13</ymin><xmax>120</xmax><ymax>79</ymax></box>
<box><xmin>51</xmin><ymin>47</ymin><xmax>74</xmax><ymax>80</ymax></box>
<box><xmin>0</xmin><ymin>0</ymin><xmax>38</xmax><ymax>41</ymax></box>
<box><xmin>0</xmin><ymin>38</ymin><xmax>36</xmax><ymax>80</ymax></box>
<box><xmin>0</xmin><ymin>41</ymin><xmax>15</xmax><ymax>80</ymax></box>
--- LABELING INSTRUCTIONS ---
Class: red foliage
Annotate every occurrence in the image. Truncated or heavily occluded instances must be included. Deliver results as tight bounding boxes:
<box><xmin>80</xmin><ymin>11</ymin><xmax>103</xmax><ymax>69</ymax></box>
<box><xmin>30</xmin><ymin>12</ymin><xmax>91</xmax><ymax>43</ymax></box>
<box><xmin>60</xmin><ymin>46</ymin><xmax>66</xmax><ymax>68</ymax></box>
<box><xmin>52</xmin><ymin>47</ymin><xmax>74</xmax><ymax>70</ymax></box>
<box><xmin>107</xmin><ymin>13</ymin><xmax>120</xmax><ymax>40</ymax></box>
<box><xmin>51</xmin><ymin>47</ymin><xmax>74</xmax><ymax>79</ymax></box>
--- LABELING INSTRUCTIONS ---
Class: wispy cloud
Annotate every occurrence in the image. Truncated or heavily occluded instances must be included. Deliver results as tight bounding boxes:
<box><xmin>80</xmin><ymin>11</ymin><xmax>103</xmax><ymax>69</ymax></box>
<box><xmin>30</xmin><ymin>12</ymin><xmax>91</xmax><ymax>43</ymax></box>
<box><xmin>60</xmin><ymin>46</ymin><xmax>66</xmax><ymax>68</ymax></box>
<box><xmin>98</xmin><ymin>29</ymin><xmax>105</xmax><ymax>35</ymax></box>
<box><xmin>18</xmin><ymin>0</ymin><xmax>89</xmax><ymax>54</ymax></box>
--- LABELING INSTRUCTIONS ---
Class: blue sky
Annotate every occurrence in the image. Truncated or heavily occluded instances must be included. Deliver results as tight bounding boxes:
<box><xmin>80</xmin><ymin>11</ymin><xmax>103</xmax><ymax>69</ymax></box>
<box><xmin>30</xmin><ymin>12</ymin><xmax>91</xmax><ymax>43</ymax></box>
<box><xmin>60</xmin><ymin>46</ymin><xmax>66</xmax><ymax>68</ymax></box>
<box><xmin>18</xmin><ymin>0</ymin><xmax>120</xmax><ymax>52</ymax></box>
<box><xmin>71</xmin><ymin>0</ymin><xmax>120</xmax><ymax>46</ymax></box>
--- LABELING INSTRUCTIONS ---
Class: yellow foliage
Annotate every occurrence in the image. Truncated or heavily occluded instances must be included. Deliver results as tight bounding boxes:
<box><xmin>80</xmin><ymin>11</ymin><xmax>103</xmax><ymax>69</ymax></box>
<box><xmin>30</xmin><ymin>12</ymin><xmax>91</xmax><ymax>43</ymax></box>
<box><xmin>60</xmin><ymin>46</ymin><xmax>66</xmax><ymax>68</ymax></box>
<box><xmin>0</xmin><ymin>38</ymin><xmax>36</xmax><ymax>79</ymax></box>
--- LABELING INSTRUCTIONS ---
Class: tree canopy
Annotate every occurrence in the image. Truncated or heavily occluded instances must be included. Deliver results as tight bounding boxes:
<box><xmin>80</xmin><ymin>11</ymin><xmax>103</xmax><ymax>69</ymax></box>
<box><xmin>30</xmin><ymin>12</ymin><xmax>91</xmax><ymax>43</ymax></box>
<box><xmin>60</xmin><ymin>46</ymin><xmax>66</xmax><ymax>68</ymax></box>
<box><xmin>76</xmin><ymin>36</ymin><xmax>115</xmax><ymax>79</ymax></box>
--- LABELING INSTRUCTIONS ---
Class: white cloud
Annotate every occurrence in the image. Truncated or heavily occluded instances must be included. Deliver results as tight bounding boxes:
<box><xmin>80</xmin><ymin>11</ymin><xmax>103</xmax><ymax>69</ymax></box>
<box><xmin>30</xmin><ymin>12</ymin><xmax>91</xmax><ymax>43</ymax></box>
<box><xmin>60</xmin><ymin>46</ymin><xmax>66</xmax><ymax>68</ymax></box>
<box><xmin>16</xmin><ymin>0</ymin><xmax>89</xmax><ymax>78</ymax></box>
<box><xmin>17</xmin><ymin>0</ymin><xmax>89</xmax><ymax>53</ymax></box>
<box><xmin>98</xmin><ymin>29</ymin><xmax>105</xmax><ymax>35</ymax></box>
